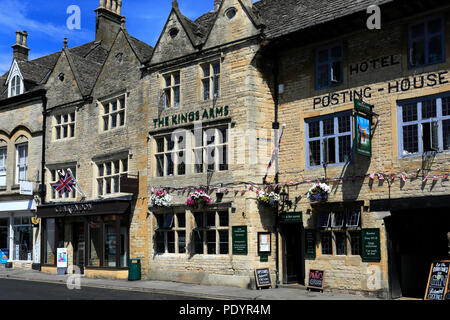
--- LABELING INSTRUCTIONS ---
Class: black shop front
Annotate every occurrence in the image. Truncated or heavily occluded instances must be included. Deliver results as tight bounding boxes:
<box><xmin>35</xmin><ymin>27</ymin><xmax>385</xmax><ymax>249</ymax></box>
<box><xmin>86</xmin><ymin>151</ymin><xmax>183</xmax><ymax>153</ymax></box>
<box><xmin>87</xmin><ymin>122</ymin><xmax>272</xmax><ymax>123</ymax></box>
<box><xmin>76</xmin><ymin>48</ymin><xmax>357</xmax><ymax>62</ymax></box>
<box><xmin>372</xmin><ymin>195</ymin><xmax>450</xmax><ymax>299</ymax></box>
<box><xmin>37</xmin><ymin>197</ymin><xmax>131</xmax><ymax>273</ymax></box>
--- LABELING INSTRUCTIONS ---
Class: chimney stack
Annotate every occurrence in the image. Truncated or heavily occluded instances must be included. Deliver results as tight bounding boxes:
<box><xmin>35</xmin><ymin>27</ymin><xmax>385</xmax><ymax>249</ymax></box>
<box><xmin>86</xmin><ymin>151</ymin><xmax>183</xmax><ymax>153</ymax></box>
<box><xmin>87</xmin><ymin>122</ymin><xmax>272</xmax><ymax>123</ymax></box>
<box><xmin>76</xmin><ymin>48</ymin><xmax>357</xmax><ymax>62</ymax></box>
<box><xmin>12</xmin><ymin>30</ymin><xmax>30</xmax><ymax>61</ymax></box>
<box><xmin>63</xmin><ymin>38</ymin><xmax>68</xmax><ymax>49</ymax></box>
<box><xmin>95</xmin><ymin>0</ymin><xmax>124</xmax><ymax>47</ymax></box>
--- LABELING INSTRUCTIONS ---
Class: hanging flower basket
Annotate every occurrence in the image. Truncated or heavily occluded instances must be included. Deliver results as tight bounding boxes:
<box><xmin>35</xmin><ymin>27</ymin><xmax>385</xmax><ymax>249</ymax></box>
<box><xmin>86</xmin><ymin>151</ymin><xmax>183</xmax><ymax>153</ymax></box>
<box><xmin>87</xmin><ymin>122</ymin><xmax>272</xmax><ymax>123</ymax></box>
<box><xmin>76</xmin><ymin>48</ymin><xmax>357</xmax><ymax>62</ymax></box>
<box><xmin>256</xmin><ymin>191</ymin><xmax>280</xmax><ymax>208</ymax></box>
<box><xmin>307</xmin><ymin>183</ymin><xmax>331</xmax><ymax>203</ymax></box>
<box><xmin>150</xmin><ymin>189</ymin><xmax>173</xmax><ymax>208</ymax></box>
<box><xmin>186</xmin><ymin>189</ymin><xmax>212</xmax><ymax>208</ymax></box>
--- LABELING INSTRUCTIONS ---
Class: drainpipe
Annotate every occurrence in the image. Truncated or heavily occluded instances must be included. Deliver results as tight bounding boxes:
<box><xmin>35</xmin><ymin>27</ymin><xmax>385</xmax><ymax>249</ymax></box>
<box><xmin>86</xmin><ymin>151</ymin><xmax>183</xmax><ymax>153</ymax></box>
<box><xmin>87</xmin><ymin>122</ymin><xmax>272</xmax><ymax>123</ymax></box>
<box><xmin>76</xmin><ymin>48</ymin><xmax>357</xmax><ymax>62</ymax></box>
<box><xmin>272</xmin><ymin>52</ymin><xmax>280</xmax><ymax>288</ymax></box>
<box><xmin>40</xmin><ymin>94</ymin><xmax>47</xmax><ymax>205</ymax></box>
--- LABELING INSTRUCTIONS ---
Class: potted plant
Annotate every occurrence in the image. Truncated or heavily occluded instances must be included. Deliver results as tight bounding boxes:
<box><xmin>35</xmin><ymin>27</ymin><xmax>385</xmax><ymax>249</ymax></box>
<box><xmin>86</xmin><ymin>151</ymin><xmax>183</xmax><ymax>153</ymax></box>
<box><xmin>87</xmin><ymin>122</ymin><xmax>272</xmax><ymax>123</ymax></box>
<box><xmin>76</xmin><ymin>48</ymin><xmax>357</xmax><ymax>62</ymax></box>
<box><xmin>256</xmin><ymin>190</ymin><xmax>280</xmax><ymax>208</ymax></box>
<box><xmin>307</xmin><ymin>183</ymin><xmax>331</xmax><ymax>203</ymax></box>
<box><xmin>186</xmin><ymin>189</ymin><xmax>212</xmax><ymax>208</ymax></box>
<box><xmin>150</xmin><ymin>189</ymin><xmax>173</xmax><ymax>208</ymax></box>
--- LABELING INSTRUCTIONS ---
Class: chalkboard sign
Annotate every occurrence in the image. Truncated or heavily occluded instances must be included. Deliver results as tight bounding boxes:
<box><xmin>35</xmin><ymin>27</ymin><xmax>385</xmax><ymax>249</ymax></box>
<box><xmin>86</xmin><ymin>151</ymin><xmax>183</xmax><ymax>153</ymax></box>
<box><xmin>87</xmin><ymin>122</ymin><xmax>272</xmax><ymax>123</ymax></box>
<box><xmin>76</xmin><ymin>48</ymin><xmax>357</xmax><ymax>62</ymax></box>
<box><xmin>255</xmin><ymin>268</ymin><xmax>272</xmax><ymax>289</ymax></box>
<box><xmin>361</xmin><ymin>228</ymin><xmax>381</xmax><ymax>261</ymax></box>
<box><xmin>424</xmin><ymin>260</ymin><xmax>450</xmax><ymax>300</ymax></box>
<box><xmin>232</xmin><ymin>226</ymin><xmax>248</xmax><ymax>255</ymax></box>
<box><xmin>304</xmin><ymin>229</ymin><xmax>316</xmax><ymax>259</ymax></box>
<box><xmin>308</xmin><ymin>269</ymin><xmax>325</xmax><ymax>290</ymax></box>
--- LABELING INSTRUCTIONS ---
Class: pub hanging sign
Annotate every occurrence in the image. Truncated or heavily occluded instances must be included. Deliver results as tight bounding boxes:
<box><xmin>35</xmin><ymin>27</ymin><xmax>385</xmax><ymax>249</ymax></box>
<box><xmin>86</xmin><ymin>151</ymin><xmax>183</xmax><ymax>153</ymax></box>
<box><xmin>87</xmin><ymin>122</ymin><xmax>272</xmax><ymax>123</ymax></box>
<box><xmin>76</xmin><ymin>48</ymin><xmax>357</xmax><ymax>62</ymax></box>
<box><xmin>354</xmin><ymin>99</ymin><xmax>375</xmax><ymax>157</ymax></box>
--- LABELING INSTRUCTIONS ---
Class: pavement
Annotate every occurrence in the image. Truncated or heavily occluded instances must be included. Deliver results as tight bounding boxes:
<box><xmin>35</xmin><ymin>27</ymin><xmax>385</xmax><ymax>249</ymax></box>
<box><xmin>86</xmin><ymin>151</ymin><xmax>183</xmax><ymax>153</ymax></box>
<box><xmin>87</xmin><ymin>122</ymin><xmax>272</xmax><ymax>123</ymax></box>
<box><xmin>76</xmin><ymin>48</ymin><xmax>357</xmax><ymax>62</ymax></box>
<box><xmin>0</xmin><ymin>265</ymin><xmax>380</xmax><ymax>300</ymax></box>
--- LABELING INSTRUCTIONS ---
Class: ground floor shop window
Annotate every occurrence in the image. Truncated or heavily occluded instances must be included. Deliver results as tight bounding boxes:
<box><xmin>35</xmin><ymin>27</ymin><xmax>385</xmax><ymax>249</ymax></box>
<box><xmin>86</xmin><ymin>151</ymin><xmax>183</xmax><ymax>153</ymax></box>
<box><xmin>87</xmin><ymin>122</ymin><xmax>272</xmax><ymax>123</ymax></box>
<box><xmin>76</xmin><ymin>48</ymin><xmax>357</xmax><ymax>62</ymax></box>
<box><xmin>193</xmin><ymin>211</ymin><xmax>229</xmax><ymax>255</ymax></box>
<box><xmin>43</xmin><ymin>219</ymin><xmax>55</xmax><ymax>264</ymax></box>
<box><xmin>155</xmin><ymin>213</ymin><xmax>186</xmax><ymax>254</ymax></box>
<box><xmin>318</xmin><ymin>208</ymin><xmax>362</xmax><ymax>256</ymax></box>
<box><xmin>0</xmin><ymin>219</ymin><xmax>8</xmax><ymax>249</ymax></box>
<box><xmin>87</xmin><ymin>215</ymin><xmax>129</xmax><ymax>268</ymax></box>
<box><xmin>13</xmin><ymin>217</ymin><xmax>33</xmax><ymax>261</ymax></box>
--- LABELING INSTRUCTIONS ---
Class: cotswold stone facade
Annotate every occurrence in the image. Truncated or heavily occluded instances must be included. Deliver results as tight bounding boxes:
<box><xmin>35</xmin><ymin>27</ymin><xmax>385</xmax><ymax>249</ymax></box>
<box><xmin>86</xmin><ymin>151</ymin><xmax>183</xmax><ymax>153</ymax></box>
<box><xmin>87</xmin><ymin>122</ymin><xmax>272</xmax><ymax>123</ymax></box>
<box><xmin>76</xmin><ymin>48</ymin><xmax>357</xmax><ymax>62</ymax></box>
<box><xmin>1</xmin><ymin>0</ymin><xmax>449</xmax><ymax>299</ymax></box>
<box><xmin>143</xmin><ymin>0</ymin><xmax>276</xmax><ymax>288</ymax></box>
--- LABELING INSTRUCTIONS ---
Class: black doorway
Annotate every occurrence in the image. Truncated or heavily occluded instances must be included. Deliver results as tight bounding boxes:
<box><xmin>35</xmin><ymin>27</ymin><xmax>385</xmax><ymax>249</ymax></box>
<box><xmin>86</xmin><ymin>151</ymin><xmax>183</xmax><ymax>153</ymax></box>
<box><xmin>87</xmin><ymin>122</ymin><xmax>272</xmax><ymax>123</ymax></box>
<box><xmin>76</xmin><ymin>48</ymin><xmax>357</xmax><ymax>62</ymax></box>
<box><xmin>282</xmin><ymin>223</ymin><xmax>305</xmax><ymax>284</ymax></box>
<box><xmin>387</xmin><ymin>209</ymin><xmax>450</xmax><ymax>299</ymax></box>
<box><xmin>72</xmin><ymin>222</ymin><xmax>85</xmax><ymax>274</ymax></box>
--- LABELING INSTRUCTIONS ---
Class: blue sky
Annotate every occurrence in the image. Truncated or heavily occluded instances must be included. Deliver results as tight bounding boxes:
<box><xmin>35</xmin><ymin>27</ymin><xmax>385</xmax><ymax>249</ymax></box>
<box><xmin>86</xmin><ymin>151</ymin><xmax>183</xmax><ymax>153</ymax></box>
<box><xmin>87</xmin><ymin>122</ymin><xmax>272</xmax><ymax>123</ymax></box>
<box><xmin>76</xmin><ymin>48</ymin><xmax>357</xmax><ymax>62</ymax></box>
<box><xmin>0</xmin><ymin>0</ymin><xmax>215</xmax><ymax>74</ymax></box>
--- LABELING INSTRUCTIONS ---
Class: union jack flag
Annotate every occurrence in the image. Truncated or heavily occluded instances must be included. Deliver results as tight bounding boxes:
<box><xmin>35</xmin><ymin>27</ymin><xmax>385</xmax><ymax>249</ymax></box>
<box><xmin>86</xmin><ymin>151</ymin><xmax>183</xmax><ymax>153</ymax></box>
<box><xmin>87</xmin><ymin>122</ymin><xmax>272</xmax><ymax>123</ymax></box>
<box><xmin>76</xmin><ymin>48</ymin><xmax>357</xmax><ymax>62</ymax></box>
<box><xmin>52</xmin><ymin>171</ymin><xmax>75</xmax><ymax>195</ymax></box>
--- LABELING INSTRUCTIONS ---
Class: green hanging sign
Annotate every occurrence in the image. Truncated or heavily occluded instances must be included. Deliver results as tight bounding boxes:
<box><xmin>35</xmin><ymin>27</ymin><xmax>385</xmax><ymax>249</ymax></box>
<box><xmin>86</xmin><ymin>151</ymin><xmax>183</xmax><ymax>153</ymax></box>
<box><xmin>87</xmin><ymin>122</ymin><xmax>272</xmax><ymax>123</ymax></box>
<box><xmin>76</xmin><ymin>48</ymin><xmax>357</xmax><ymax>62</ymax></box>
<box><xmin>354</xmin><ymin>99</ymin><xmax>373</xmax><ymax>157</ymax></box>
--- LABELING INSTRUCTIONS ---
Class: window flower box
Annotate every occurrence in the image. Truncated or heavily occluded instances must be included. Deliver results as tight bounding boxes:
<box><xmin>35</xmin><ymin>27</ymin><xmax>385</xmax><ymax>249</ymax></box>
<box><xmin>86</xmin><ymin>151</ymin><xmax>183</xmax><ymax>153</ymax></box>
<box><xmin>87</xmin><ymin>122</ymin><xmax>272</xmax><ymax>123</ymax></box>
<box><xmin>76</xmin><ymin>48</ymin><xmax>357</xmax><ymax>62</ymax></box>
<box><xmin>307</xmin><ymin>183</ymin><xmax>331</xmax><ymax>203</ymax></box>
<box><xmin>150</xmin><ymin>189</ymin><xmax>173</xmax><ymax>208</ymax></box>
<box><xmin>186</xmin><ymin>189</ymin><xmax>212</xmax><ymax>208</ymax></box>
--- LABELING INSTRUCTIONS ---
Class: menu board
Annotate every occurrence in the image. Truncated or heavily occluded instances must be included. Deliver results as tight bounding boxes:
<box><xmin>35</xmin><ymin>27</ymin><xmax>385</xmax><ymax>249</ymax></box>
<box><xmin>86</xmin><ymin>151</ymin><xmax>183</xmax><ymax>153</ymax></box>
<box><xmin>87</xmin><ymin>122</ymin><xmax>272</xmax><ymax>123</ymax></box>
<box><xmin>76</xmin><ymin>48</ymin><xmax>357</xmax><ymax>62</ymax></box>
<box><xmin>255</xmin><ymin>268</ymin><xmax>272</xmax><ymax>288</ymax></box>
<box><xmin>232</xmin><ymin>226</ymin><xmax>248</xmax><ymax>255</ymax></box>
<box><xmin>304</xmin><ymin>229</ymin><xmax>316</xmax><ymax>259</ymax></box>
<box><xmin>424</xmin><ymin>261</ymin><xmax>450</xmax><ymax>300</ymax></box>
<box><xmin>308</xmin><ymin>269</ymin><xmax>325</xmax><ymax>290</ymax></box>
<box><xmin>361</xmin><ymin>228</ymin><xmax>381</xmax><ymax>261</ymax></box>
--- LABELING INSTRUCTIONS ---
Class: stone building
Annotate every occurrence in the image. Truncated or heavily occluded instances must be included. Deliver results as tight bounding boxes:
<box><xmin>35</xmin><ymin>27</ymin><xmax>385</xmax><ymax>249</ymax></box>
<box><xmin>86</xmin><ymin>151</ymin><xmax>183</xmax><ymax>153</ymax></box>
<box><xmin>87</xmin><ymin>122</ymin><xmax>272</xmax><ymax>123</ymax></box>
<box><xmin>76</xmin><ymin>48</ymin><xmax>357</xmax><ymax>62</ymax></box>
<box><xmin>143</xmin><ymin>0</ymin><xmax>276</xmax><ymax>288</ymax></box>
<box><xmin>0</xmin><ymin>30</ymin><xmax>48</xmax><ymax>269</ymax></box>
<box><xmin>264</xmin><ymin>0</ymin><xmax>450</xmax><ymax>299</ymax></box>
<box><xmin>34</xmin><ymin>0</ymin><xmax>153</xmax><ymax>279</ymax></box>
<box><xmin>143</xmin><ymin>0</ymin><xmax>450</xmax><ymax>299</ymax></box>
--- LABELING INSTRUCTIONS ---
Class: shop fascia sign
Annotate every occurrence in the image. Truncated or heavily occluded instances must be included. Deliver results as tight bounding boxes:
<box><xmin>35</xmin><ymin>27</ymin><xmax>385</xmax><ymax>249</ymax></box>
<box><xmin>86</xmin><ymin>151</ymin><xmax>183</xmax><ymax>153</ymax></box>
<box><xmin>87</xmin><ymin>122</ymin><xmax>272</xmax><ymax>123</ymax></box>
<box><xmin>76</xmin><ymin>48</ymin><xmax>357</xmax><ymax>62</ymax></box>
<box><xmin>353</xmin><ymin>99</ymin><xmax>378</xmax><ymax>158</ymax></box>
<box><xmin>152</xmin><ymin>105</ymin><xmax>230</xmax><ymax>129</ymax></box>
<box><xmin>55</xmin><ymin>203</ymin><xmax>93</xmax><ymax>216</ymax></box>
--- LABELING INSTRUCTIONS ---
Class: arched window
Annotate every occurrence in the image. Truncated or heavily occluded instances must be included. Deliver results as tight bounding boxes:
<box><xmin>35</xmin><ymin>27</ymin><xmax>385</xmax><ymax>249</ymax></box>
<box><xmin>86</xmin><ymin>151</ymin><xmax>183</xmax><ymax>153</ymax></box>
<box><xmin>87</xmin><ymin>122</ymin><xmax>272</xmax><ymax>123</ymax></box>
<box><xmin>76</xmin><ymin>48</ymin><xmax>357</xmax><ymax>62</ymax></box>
<box><xmin>9</xmin><ymin>75</ymin><xmax>22</xmax><ymax>97</ymax></box>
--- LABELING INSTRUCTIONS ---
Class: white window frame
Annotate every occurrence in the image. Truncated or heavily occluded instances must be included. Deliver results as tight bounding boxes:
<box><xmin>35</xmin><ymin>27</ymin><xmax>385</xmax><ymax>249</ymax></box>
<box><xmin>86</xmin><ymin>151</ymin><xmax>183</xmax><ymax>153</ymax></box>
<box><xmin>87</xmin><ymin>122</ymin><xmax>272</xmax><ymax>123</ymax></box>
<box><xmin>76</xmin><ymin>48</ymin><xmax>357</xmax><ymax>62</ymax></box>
<box><xmin>0</xmin><ymin>147</ymin><xmax>6</xmax><ymax>187</ymax></box>
<box><xmin>7</xmin><ymin>61</ymin><xmax>24</xmax><ymax>98</ymax></box>
<box><xmin>398</xmin><ymin>94</ymin><xmax>450</xmax><ymax>157</ymax></box>
<box><xmin>100</xmin><ymin>95</ymin><xmax>126</xmax><ymax>132</ymax></box>
<box><xmin>15</xmin><ymin>143</ymin><xmax>28</xmax><ymax>184</ymax></box>
<box><xmin>305</xmin><ymin>112</ymin><xmax>353</xmax><ymax>169</ymax></box>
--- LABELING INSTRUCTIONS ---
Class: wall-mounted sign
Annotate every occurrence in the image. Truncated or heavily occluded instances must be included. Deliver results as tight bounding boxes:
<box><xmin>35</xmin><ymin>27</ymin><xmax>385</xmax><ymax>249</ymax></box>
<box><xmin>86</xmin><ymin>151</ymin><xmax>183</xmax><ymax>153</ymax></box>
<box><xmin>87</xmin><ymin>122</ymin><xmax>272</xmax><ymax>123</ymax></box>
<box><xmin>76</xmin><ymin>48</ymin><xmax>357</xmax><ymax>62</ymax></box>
<box><xmin>19</xmin><ymin>181</ymin><xmax>33</xmax><ymax>195</ymax></box>
<box><xmin>258</xmin><ymin>232</ymin><xmax>271</xmax><ymax>253</ymax></box>
<box><xmin>232</xmin><ymin>226</ymin><xmax>248</xmax><ymax>255</ymax></box>
<box><xmin>424</xmin><ymin>260</ymin><xmax>450</xmax><ymax>300</ymax></box>
<box><xmin>280</xmin><ymin>212</ymin><xmax>303</xmax><ymax>223</ymax></box>
<box><xmin>255</xmin><ymin>268</ymin><xmax>272</xmax><ymax>289</ymax></box>
<box><xmin>152</xmin><ymin>106</ymin><xmax>229</xmax><ymax>129</ymax></box>
<box><xmin>304</xmin><ymin>229</ymin><xmax>316</xmax><ymax>259</ymax></box>
<box><xmin>308</xmin><ymin>269</ymin><xmax>325</xmax><ymax>290</ymax></box>
<box><xmin>361</xmin><ymin>228</ymin><xmax>381</xmax><ymax>261</ymax></box>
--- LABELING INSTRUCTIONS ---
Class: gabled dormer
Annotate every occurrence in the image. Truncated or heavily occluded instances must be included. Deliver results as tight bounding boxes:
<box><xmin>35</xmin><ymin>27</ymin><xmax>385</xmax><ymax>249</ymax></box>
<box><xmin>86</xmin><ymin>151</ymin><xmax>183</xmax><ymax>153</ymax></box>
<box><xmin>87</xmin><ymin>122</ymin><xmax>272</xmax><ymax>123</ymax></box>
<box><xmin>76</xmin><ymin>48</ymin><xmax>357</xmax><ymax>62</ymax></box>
<box><xmin>202</xmin><ymin>0</ymin><xmax>261</xmax><ymax>50</ymax></box>
<box><xmin>149</xmin><ymin>0</ymin><xmax>199</xmax><ymax>65</ymax></box>
<box><xmin>6</xmin><ymin>60</ymin><xmax>24</xmax><ymax>98</ymax></box>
